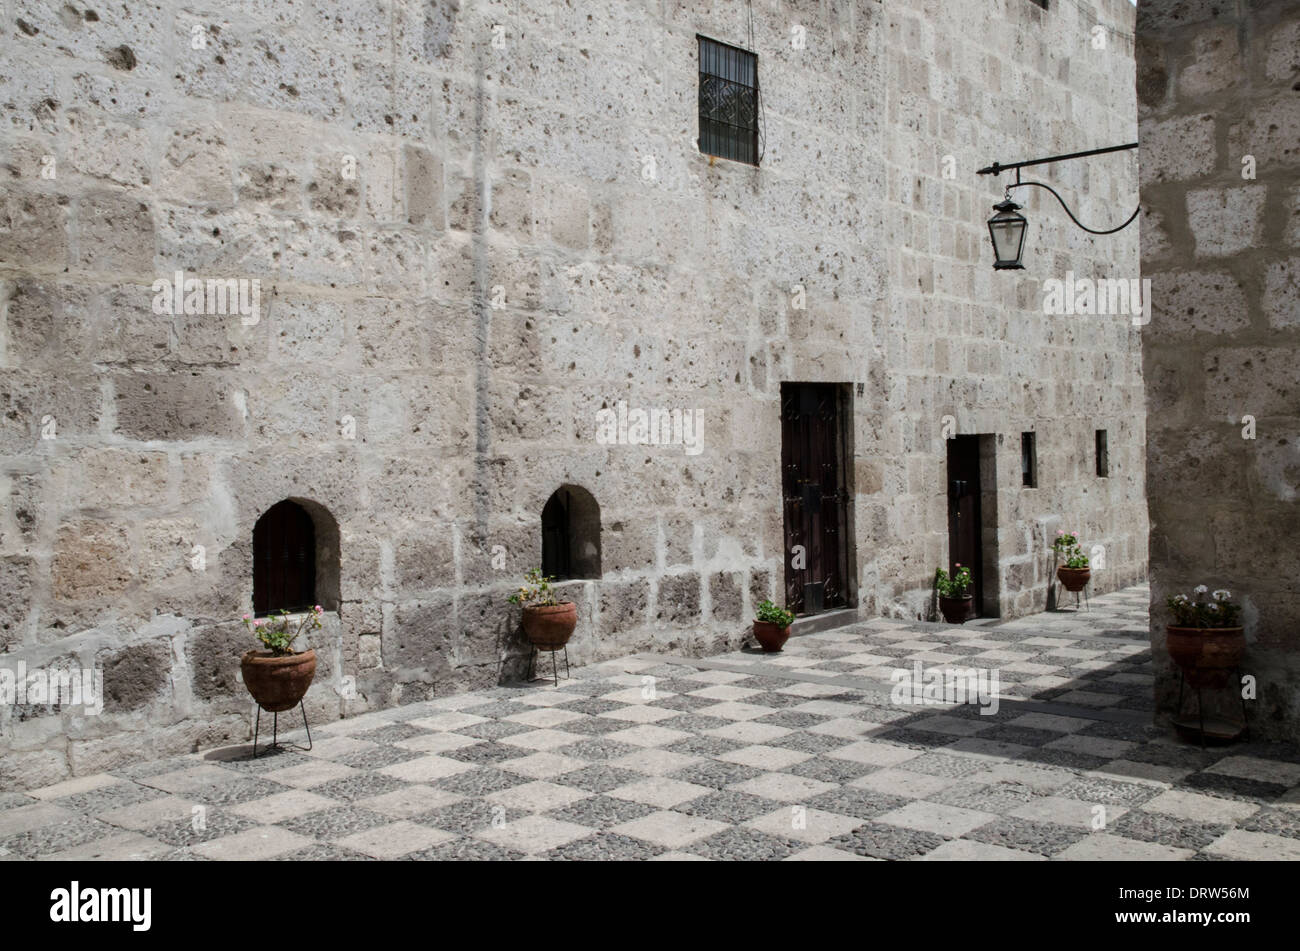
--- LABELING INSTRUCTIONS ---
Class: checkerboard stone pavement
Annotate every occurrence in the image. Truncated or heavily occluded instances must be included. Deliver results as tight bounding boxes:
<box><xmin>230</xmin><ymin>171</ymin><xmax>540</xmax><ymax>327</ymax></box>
<box><xmin>5</xmin><ymin>584</ymin><xmax>1300</xmax><ymax>862</ymax></box>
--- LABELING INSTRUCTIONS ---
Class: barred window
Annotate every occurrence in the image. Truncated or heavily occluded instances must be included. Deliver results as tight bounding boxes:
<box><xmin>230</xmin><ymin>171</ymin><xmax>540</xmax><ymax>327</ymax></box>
<box><xmin>698</xmin><ymin>36</ymin><xmax>759</xmax><ymax>167</ymax></box>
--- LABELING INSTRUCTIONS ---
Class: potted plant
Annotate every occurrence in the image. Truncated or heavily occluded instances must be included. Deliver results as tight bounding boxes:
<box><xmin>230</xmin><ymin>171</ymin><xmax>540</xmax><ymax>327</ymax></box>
<box><xmin>240</xmin><ymin>606</ymin><xmax>321</xmax><ymax>712</ymax></box>
<box><xmin>753</xmin><ymin>600</ymin><xmax>795</xmax><ymax>652</ymax></box>
<box><xmin>935</xmin><ymin>565</ymin><xmax>974</xmax><ymax>623</ymax></box>
<box><xmin>1166</xmin><ymin>586</ymin><xmax>1245</xmax><ymax>688</ymax></box>
<box><xmin>1053</xmin><ymin>531</ymin><xmax>1091</xmax><ymax>592</ymax></box>
<box><xmin>508</xmin><ymin>568</ymin><xmax>577</xmax><ymax>649</ymax></box>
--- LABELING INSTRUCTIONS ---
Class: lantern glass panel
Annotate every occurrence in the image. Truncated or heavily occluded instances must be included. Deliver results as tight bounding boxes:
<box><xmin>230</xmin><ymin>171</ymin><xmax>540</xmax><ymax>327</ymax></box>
<box><xmin>988</xmin><ymin>206</ymin><xmax>1027</xmax><ymax>269</ymax></box>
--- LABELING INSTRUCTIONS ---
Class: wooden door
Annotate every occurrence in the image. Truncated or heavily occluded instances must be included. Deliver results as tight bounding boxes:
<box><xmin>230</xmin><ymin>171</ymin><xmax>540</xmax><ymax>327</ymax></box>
<box><xmin>781</xmin><ymin>383</ymin><xmax>851</xmax><ymax>616</ymax></box>
<box><xmin>947</xmin><ymin>436</ymin><xmax>983</xmax><ymax>617</ymax></box>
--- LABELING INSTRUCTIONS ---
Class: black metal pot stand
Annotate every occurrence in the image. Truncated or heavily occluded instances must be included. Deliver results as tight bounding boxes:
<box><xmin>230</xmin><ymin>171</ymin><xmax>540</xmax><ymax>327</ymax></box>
<box><xmin>528</xmin><ymin>644</ymin><xmax>571</xmax><ymax>686</ymax></box>
<box><xmin>251</xmin><ymin>701</ymin><xmax>313</xmax><ymax>758</ymax></box>
<box><xmin>1174</xmin><ymin>668</ymin><xmax>1250</xmax><ymax>748</ymax></box>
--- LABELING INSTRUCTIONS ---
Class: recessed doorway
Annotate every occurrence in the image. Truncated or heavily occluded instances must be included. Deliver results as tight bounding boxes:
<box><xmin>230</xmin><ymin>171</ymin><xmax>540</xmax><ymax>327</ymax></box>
<box><xmin>947</xmin><ymin>434</ymin><xmax>999</xmax><ymax>618</ymax></box>
<box><xmin>780</xmin><ymin>382</ymin><xmax>855</xmax><ymax>616</ymax></box>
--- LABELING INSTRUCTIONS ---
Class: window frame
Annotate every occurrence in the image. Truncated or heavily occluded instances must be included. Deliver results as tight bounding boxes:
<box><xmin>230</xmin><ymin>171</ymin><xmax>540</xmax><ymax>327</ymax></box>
<box><xmin>1095</xmin><ymin>429</ymin><xmax>1109</xmax><ymax>478</ymax></box>
<box><xmin>253</xmin><ymin>499</ymin><xmax>318</xmax><ymax>617</ymax></box>
<box><xmin>696</xmin><ymin>34</ymin><xmax>760</xmax><ymax>167</ymax></box>
<box><xmin>541</xmin><ymin>485</ymin><xmax>602</xmax><ymax>581</ymax></box>
<box><xmin>542</xmin><ymin>490</ymin><xmax>573</xmax><ymax>581</ymax></box>
<box><xmin>1021</xmin><ymin>432</ymin><xmax>1038</xmax><ymax>488</ymax></box>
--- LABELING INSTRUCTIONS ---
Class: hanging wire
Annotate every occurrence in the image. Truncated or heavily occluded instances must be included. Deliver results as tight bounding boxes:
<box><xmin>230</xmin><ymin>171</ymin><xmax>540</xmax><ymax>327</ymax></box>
<box><xmin>748</xmin><ymin>0</ymin><xmax>767</xmax><ymax>164</ymax></box>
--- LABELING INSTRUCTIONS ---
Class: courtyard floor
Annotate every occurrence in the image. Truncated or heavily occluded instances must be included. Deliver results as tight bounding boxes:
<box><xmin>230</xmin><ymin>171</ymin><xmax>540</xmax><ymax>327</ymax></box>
<box><xmin>4</xmin><ymin>584</ymin><xmax>1300</xmax><ymax>861</ymax></box>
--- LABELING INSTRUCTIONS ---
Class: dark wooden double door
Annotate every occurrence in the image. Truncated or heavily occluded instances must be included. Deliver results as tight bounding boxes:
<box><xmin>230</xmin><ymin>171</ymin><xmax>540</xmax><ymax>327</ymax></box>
<box><xmin>781</xmin><ymin>383</ymin><xmax>852</xmax><ymax>616</ymax></box>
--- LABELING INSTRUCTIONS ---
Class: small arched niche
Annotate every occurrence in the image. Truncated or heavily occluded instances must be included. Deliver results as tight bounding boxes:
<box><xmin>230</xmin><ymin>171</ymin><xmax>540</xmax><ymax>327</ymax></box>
<box><xmin>541</xmin><ymin>485</ymin><xmax>601</xmax><ymax>580</ymax></box>
<box><xmin>253</xmin><ymin>498</ymin><xmax>341</xmax><ymax>615</ymax></box>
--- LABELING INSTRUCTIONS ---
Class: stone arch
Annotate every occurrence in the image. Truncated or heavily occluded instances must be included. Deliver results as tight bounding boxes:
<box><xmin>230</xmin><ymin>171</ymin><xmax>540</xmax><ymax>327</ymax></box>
<box><xmin>541</xmin><ymin>485</ymin><xmax>601</xmax><ymax>580</ymax></box>
<box><xmin>252</xmin><ymin>497</ymin><xmax>341</xmax><ymax>614</ymax></box>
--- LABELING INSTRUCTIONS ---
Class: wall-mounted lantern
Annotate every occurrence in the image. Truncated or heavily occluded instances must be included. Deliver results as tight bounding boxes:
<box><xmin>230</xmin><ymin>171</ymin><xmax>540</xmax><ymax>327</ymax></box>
<box><xmin>987</xmin><ymin>199</ymin><xmax>1028</xmax><ymax>270</ymax></box>
<box><xmin>977</xmin><ymin>143</ymin><xmax>1140</xmax><ymax>271</ymax></box>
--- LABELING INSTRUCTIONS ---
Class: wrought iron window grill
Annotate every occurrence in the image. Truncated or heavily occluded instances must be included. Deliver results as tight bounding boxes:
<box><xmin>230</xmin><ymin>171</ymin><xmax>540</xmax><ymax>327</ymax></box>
<box><xmin>698</xmin><ymin>35</ymin><xmax>761</xmax><ymax>167</ymax></box>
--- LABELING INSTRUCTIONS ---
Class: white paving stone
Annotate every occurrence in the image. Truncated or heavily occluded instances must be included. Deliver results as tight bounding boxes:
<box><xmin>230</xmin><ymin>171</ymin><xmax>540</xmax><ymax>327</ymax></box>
<box><xmin>1055</xmin><ymin>833</ymin><xmax>1194</xmax><ymax>861</ymax></box>
<box><xmin>608</xmin><ymin>778</ymin><xmax>712</xmax><ymax>809</ymax></box>
<box><xmin>1203</xmin><ymin>829</ymin><xmax>1300</xmax><ymax>861</ymax></box>
<box><xmin>336</xmin><ymin>821</ymin><xmax>455</xmax><ymax>859</ymax></box>
<box><xmin>611</xmin><ymin>811</ymin><xmax>729</xmax><ymax>849</ymax></box>
<box><xmin>920</xmin><ymin>839</ymin><xmax>1045</xmax><ymax>861</ymax></box>
<box><xmin>876</xmin><ymin>801</ymin><xmax>998</xmax><ymax>838</ymax></box>
<box><xmin>747</xmin><ymin>807</ymin><xmax>863</xmax><ymax>844</ymax></box>
<box><xmin>1141</xmin><ymin>790</ymin><xmax>1260</xmax><ymax>824</ymax></box>
<box><xmin>193</xmin><ymin>825</ymin><xmax>314</xmax><ymax>861</ymax></box>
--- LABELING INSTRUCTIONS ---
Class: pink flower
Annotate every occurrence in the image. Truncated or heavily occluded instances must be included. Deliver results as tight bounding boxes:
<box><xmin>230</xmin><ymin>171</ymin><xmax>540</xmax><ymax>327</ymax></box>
<box><xmin>253</xmin><ymin>619</ymin><xmax>264</xmax><ymax>627</ymax></box>
<box><xmin>314</xmin><ymin>605</ymin><xmax>323</xmax><ymax>613</ymax></box>
<box><xmin>242</xmin><ymin>614</ymin><xmax>250</xmax><ymax>620</ymax></box>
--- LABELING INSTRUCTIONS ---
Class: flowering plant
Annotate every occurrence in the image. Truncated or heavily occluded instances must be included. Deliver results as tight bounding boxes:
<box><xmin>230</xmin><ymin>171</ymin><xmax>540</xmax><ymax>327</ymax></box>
<box><xmin>507</xmin><ymin>568</ymin><xmax>561</xmax><ymax>608</ymax></box>
<box><xmin>935</xmin><ymin>565</ymin><xmax>973</xmax><ymax>598</ymax></box>
<box><xmin>1167</xmin><ymin>586</ymin><xmax>1241</xmax><ymax>629</ymax></box>
<box><xmin>1052</xmin><ymin>530</ymin><xmax>1090</xmax><ymax>569</ymax></box>
<box><xmin>242</xmin><ymin>606</ymin><xmax>323</xmax><ymax>656</ymax></box>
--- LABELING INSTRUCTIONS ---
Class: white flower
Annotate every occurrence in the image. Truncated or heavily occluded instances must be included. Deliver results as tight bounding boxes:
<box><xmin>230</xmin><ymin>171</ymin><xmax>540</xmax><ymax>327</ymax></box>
<box><xmin>1207</xmin><ymin>603</ymin><xmax>1218</xmax><ymax>612</ymax></box>
<box><xmin>1193</xmin><ymin>585</ymin><xmax>1208</xmax><ymax>595</ymax></box>
<box><xmin>1173</xmin><ymin>594</ymin><xmax>1189</xmax><ymax>603</ymax></box>
<box><xmin>1213</xmin><ymin>590</ymin><xmax>1231</xmax><ymax>601</ymax></box>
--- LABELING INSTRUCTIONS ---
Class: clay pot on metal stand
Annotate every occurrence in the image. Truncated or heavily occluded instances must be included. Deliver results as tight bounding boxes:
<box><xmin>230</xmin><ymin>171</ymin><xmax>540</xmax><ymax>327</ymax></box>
<box><xmin>1166</xmin><ymin>626</ymin><xmax>1245</xmax><ymax>689</ymax></box>
<box><xmin>241</xmin><ymin>649</ymin><xmax>317</xmax><ymax>712</ymax></box>
<box><xmin>521</xmin><ymin>602</ymin><xmax>577</xmax><ymax>649</ymax></box>
<box><xmin>521</xmin><ymin>602</ymin><xmax>577</xmax><ymax>685</ymax></box>
<box><xmin>1056</xmin><ymin>566</ymin><xmax>1091</xmax><ymax>593</ymax></box>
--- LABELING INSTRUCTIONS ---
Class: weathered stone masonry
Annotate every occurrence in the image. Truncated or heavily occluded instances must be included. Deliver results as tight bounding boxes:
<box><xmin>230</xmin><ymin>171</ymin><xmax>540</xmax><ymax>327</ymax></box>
<box><xmin>1138</xmin><ymin>0</ymin><xmax>1300</xmax><ymax>738</ymax></box>
<box><xmin>0</xmin><ymin>0</ymin><xmax>1144</xmax><ymax>786</ymax></box>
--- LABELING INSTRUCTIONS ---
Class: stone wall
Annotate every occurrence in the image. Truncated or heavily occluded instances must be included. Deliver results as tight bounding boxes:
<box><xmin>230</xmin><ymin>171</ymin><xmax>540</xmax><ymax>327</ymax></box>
<box><xmin>0</xmin><ymin>0</ymin><xmax>1144</xmax><ymax>787</ymax></box>
<box><xmin>1137</xmin><ymin>0</ymin><xmax>1300</xmax><ymax>737</ymax></box>
<box><xmin>866</xmin><ymin>0</ymin><xmax>1146</xmax><ymax>621</ymax></box>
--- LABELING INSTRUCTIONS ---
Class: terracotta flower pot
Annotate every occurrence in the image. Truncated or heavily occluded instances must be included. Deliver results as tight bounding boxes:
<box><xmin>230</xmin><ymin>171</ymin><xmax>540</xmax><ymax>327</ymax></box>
<box><xmin>241</xmin><ymin>648</ymin><xmax>317</xmax><ymax>713</ymax></box>
<box><xmin>1167</xmin><ymin>626</ymin><xmax>1245</xmax><ymax>689</ymax></box>
<box><xmin>753</xmin><ymin>620</ymin><xmax>791</xmax><ymax>653</ymax></box>
<box><xmin>938</xmin><ymin>595</ymin><xmax>973</xmax><ymax>624</ymax></box>
<box><xmin>1057</xmin><ymin>566</ymin><xmax>1091</xmax><ymax>592</ymax></box>
<box><xmin>522</xmin><ymin>602</ymin><xmax>577</xmax><ymax>649</ymax></box>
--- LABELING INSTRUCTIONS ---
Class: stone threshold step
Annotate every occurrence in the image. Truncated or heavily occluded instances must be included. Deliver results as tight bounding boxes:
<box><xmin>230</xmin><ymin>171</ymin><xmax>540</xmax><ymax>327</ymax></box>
<box><xmin>790</xmin><ymin>607</ymin><xmax>860</xmax><ymax>637</ymax></box>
